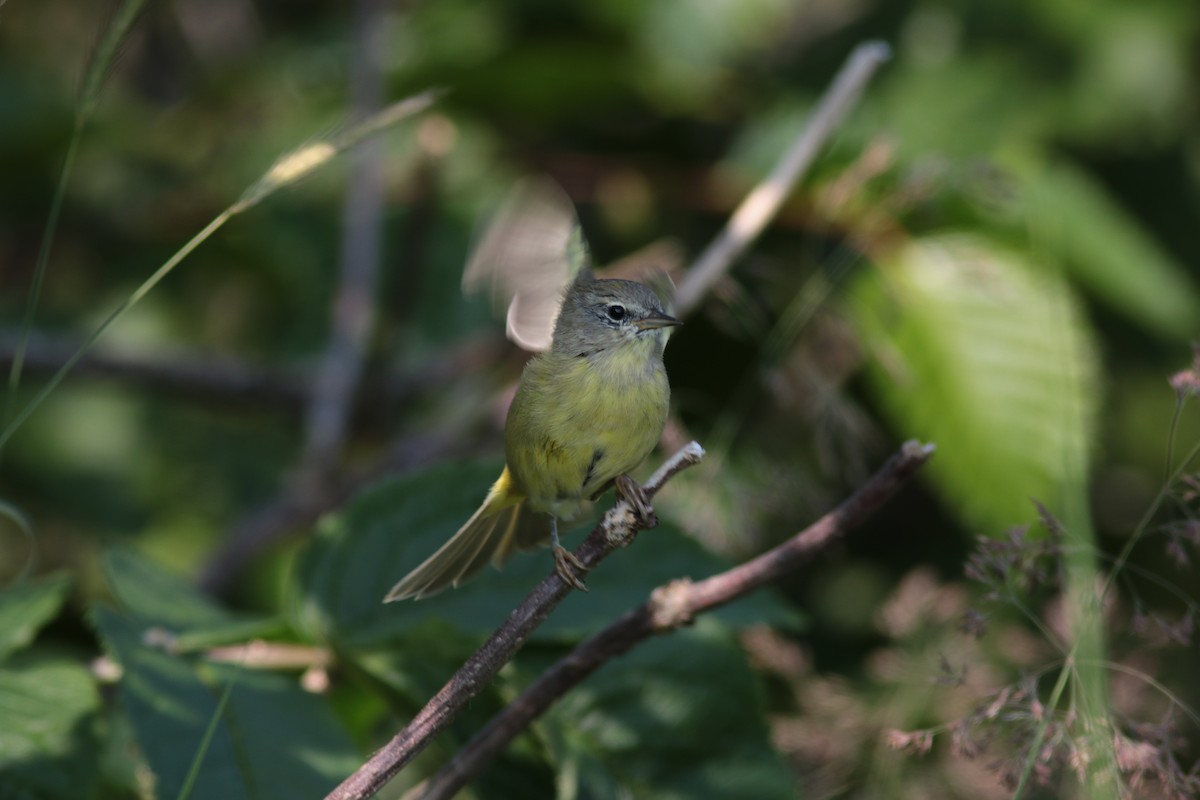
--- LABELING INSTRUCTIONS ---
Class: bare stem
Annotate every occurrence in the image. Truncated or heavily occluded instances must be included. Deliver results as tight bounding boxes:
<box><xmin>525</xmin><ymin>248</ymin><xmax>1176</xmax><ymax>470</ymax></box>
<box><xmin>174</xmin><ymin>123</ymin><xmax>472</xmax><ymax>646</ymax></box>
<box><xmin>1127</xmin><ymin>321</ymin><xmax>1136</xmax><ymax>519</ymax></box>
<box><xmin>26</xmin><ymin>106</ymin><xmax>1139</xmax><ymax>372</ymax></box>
<box><xmin>322</xmin><ymin>443</ymin><xmax>707</xmax><ymax>800</ymax></box>
<box><xmin>301</xmin><ymin>0</ymin><xmax>388</xmax><ymax>475</ymax></box>
<box><xmin>412</xmin><ymin>440</ymin><xmax>934</xmax><ymax>800</ymax></box>
<box><xmin>673</xmin><ymin>41</ymin><xmax>891</xmax><ymax>316</ymax></box>
<box><xmin>195</xmin><ymin>336</ymin><xmax>505</xmax><ymax>596</ymax></box>
<box><xmin>0</xmin><ymin>332</ymin><xmax>502</xmax><ymax>417</ymax></box>
<box><xmin>198</xmin><ymin>430</ymin><xmax>470</xmax><ymax>595</ymax></box>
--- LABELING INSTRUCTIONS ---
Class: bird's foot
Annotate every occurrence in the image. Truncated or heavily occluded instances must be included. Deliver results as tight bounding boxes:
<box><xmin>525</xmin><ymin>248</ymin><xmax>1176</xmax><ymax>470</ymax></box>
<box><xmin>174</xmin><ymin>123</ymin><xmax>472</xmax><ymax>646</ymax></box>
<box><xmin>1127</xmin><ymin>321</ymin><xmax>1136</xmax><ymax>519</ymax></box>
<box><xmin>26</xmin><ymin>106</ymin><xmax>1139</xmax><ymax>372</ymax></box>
<box><xmin>616</xmin><ymin>473</ymin><xmax>657</xmax><ymax>528</ymax></box>
<box><xmin>552</xmin><ymin>544</ymin><xmax>589</xmax><ymax>592</ymax></box>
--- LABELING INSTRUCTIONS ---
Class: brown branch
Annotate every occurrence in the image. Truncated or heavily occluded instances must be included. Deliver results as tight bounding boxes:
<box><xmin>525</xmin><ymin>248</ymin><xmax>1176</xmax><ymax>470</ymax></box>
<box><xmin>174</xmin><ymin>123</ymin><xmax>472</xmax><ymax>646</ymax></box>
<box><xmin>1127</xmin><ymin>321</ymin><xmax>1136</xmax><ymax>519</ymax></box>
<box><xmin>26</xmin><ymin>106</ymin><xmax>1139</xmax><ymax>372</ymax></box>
<box><xmin>323</xmin><ymin>442</ymin><xmax>707</xmax><ymax>800</ymax></box>
<box><xmin>673</xmin><ymin>40</ymin><xmax>891</xmax><ymax>316</ymax></box>
<box><xmin>411</xmin><ymin>440</ymin><xmax>935</xmax><ymax>800</ymax></box>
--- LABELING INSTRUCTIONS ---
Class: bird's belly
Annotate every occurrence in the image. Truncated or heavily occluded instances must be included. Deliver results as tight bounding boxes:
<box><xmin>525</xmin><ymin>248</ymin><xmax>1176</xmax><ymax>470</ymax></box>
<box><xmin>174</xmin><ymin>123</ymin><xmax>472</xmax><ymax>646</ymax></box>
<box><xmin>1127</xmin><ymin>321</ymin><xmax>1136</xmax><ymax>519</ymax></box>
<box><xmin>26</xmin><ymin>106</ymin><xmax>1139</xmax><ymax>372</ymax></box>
<box><xmin>505</xmin><ymin>356</ymin><xmax>668</xmax><ymax>519</ymax></box>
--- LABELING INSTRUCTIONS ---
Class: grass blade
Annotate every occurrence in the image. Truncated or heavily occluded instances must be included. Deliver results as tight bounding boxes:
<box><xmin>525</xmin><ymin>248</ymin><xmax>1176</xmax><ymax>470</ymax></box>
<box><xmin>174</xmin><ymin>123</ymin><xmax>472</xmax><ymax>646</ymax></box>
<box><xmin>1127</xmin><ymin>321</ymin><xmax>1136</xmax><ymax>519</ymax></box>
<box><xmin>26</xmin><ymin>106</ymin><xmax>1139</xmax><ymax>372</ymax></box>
<box><xmin>0</xmin><ymin>90</ymin><xmax>440</xmax><ymax>451</ymax></box>
<box><xmin>3</xmin><ymin>0</ymin><xmax>149</xmax><ymax>451</ymax></box>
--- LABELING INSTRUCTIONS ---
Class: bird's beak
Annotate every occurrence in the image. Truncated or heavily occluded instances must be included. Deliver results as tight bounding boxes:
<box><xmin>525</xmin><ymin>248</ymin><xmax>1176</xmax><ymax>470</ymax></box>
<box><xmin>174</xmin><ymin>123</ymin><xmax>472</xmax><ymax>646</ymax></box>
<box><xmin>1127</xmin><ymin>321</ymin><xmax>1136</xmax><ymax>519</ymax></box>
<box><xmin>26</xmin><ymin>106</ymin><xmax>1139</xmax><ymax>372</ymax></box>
<box><xmin>634</xmin><ymin>312</ymin><xmax>682</xmax><ymax>331</ymax></box>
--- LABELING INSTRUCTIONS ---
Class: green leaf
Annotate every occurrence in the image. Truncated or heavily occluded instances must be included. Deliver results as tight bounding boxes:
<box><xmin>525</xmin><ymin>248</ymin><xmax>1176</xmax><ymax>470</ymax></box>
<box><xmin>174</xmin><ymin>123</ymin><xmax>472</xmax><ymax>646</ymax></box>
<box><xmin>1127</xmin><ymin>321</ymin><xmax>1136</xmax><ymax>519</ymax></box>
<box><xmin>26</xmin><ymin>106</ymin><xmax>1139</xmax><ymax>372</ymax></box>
<box><xmin>0</xmin><ymin>573</ymin><xmax>70</xmax><ymax>661</ymax></box>
<box><xmin>0</xmin><ymin>655</ymin><xmax>103</xmax><ymax>800</ymax></box>
<box><xmin>290</xmin><ymin>461</ymin><xmax>502</xmax><ymax>646</ymax></box>
<box><xmin>203</xmin><ymin>666</ymin><xmax>362</xmax><ymax>800</ymax></box>
<box><xmin>91</xmin><ymin>606</ymin><xmax>360</xmax><ymax>800</ymax></box>
<box><xmin>292</xmin><ymin>461</ymin><xmax>796</xmax><ymax>649</ymax></box>
<box><xmin>92</xmin><ymin>606</ymin><xmax>247</xmax><ymax>800</ymax></box>
<box><xmin>848</xmin><ymin>234</ymin><xmax>1099</xmax><ymax>532</ymax></box>
<box><xmin>102</xmin><ymin>547</ymin><xmax>284</xmax><ymax>651</ymax></box>
<box><xmin>103</xmin><ymin>547</ymin><xmax>229</xmax><ymax>629</ymax></box>
<box><xmin>1007</xmin><ymin>156</ymin><xmax>1200</xmax><ymax>340</ymax></box>
<box><xmin>541</xmin><ymin>621</ymin><xmax>794</xmax><ymax>799</ymax></box>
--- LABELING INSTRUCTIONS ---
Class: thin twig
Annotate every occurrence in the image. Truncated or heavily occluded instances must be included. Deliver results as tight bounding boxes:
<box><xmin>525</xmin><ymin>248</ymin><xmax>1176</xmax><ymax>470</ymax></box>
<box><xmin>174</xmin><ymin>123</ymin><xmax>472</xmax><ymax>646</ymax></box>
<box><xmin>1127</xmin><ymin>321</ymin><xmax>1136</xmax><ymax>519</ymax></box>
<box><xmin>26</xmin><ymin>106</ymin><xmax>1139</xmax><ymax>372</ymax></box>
<box><xmin>0</xmin><ymin>333</ymin><xmax>503</xmax><ymax>417</ymax></box>
<box><xmin>301</xmin><ymin>0</ymin><xmax>388</xmax><ymax>475</ymax></box>
<box><xmin>194</xmin><ymin>336</ymin><xmax>505</xmax><ymax>596</ymax></box>
<box><xmin>198</xmin><ymin>430</ymin><xmax>472</xmax><ymax>595</ymax></box>
<box><xmin>0</xmin><ymin>333</ymin><xmax>307</xmax><ymax>411</ymax></box>
<box><xmin>673</xmin><ymin>41</ymin><xmax>891</xmax><ymax>316</ymax></box>
<box><xmin>323</xmin><ymin>443</ymin><xmax>707</xmax><ymax>800</ymax></box>
<box><xmin>412</xmin><ymin>440</ymin><xmax>934</xmax><ymax>800</ymax></box>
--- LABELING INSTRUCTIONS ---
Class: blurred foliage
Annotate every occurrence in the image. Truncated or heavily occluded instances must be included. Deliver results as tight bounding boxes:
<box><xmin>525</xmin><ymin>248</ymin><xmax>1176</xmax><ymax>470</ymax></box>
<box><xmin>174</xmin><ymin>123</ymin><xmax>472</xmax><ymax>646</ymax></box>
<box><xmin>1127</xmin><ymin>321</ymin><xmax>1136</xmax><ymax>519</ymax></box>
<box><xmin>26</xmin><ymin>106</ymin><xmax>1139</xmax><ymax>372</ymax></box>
<box><xmin>849</xmin><ymin>234</ymin><xmax>1099</xmax><ymax>533</ymax></box>
<box><xmin>2</xmin><ymin>0</ymin><xmax>1200</xmax><ymax>797</ymax></box>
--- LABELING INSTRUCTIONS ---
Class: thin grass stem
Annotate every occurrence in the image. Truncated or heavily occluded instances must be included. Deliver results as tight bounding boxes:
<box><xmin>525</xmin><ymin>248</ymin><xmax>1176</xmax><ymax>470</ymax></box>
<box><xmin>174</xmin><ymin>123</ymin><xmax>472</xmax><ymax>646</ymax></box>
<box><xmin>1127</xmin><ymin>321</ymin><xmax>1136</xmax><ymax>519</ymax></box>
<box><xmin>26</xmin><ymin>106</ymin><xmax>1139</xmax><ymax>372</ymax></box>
<box><xmin>0</xmin><ymin>91</ymin><xmax>439</xmax><ymax>451</ymax></box>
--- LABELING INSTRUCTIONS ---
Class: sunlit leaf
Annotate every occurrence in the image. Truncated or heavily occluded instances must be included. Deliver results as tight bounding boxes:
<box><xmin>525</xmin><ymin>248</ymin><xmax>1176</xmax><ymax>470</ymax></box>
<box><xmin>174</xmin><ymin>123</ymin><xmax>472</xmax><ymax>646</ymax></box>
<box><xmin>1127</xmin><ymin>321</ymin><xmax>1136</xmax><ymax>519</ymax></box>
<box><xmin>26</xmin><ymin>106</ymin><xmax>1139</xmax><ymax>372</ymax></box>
<box><xmin>848</xmin><ymin>234</ymin><xmax>1099</xmax><ymax>532</ymax></box>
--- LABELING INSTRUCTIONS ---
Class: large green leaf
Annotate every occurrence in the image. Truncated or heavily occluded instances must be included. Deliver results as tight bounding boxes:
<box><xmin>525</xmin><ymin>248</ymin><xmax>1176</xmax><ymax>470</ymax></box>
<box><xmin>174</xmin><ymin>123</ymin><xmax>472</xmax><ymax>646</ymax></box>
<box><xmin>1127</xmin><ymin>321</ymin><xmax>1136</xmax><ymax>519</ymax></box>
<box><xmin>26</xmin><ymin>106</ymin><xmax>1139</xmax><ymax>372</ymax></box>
<box><xmin>92</xmin><ymin>606</ymin><xmax>248</xmax><ymax>800</ymax></box>
<box><xmin>203</xmin><ymin>666</ymin><xmax>363</xmax><ymax>800</ymax></box>
<box><xmin>91</xmin><ymin>606</ymin><xmax>360</xmax><ymax>800</ymax></box>
<box><xmin>103</xmin><ymin>547</ymin><xmax>229</xmax><ymax>629</ymax></box>
<box><xmin>848</xmin><ymin>234</ymin><xmax>1099</xmax><ymax>532</ymax></box>
<box><xmin>0</xmin><ymin>655</ymin><xmax>103</xmax><ymax>800</ymax></box>
<box><xmin>0</xmin><ymin>573</ymin><xmax>70</xmax><ymax>661</ymax></box>
<box><xmin>291</xmin><ymin>461</ymin><xmax>796</xmax><ymax>649</ymax></box>
<box><xmin>102</xmin><ymin>547</ymin><xmax>283</xmax><ymax>650</ymax></box>
<box><xmin>1008</xmin><ymin>156</ymin><xmax>1200</xmax><ymax>340</ymax></box>
<box><xmin>540</xmin><ymin>620</ymin><xmax>795</xmax><ymax>800</ymax></box>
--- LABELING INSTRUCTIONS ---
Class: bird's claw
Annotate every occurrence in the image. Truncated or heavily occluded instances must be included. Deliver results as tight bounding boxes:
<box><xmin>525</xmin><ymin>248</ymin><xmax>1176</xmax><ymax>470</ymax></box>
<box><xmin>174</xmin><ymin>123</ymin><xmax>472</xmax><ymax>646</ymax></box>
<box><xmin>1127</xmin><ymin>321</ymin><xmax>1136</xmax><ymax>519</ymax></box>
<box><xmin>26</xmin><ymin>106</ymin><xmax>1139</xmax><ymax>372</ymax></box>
<box><xmin>553</xmin><ymin>544</ymin><xmax>589</xmax><ymax>592</ymax></box>
<box><xmin>615</xmin><ymin>474</ymin><xmax>657</xmax><ymax>528</ymax></box>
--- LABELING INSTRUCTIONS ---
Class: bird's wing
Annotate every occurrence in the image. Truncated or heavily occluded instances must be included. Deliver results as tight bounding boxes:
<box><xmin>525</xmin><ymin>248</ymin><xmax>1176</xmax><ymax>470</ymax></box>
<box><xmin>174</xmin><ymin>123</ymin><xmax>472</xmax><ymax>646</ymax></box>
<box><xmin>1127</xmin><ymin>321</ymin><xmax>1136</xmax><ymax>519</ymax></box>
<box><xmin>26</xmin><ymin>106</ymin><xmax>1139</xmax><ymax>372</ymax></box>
<box><xmin>463</xmin><ymin>178</ymin><xmax>590</xmax><ymax>353</ymax></box>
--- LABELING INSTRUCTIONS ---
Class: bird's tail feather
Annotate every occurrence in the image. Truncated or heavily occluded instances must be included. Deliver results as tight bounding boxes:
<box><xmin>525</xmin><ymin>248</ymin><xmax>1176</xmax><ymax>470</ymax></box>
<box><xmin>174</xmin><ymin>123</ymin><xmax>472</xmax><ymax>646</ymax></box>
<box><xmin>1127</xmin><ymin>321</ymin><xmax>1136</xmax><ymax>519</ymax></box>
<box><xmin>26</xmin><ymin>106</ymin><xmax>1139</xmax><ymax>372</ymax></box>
<box><xmin>383</xmin><ymin>469</ymin><xmax>549</xmax><ymax>602</ymax></box>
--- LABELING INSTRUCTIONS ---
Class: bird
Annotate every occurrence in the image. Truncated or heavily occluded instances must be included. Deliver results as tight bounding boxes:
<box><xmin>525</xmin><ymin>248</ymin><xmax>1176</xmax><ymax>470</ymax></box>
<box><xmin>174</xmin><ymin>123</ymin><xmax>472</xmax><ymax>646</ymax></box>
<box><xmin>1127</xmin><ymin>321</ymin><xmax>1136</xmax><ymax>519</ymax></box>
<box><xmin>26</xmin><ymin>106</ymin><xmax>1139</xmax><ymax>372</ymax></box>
<box><xmin>384</xmin><ymin>187</ymin><xmax>680</xmax><ymax>601</ymax></box>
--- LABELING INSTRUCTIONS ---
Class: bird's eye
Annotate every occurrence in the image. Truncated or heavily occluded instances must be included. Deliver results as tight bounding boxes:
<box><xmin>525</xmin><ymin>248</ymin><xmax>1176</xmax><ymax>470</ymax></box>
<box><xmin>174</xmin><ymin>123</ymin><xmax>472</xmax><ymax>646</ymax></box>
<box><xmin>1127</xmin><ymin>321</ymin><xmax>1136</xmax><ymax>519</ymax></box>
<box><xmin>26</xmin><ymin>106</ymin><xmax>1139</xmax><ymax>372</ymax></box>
<box><xmin>606</xmin><ymin>304</ymin><xmax>627</xmax><ymax>321</ymax></box>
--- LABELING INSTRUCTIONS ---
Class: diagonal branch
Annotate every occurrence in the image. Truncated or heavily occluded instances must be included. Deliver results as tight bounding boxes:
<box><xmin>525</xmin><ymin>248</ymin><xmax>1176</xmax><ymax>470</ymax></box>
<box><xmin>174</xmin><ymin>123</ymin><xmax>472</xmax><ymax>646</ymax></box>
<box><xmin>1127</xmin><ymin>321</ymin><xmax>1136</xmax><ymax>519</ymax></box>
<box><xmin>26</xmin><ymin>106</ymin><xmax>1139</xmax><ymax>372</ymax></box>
<box><xmin>673</xmin><ymin>40</ymin><xmax>891</xmax><ymax>316</ymax></box>
<box><xmin>323</xmin><ymin>442</ymin><xmax>707</xmax><ymax>800</ymax></box>
<box><xmin>411</xmin><ymin>440</ymin><xmax>934</xmax><ymax>800</ymax></box>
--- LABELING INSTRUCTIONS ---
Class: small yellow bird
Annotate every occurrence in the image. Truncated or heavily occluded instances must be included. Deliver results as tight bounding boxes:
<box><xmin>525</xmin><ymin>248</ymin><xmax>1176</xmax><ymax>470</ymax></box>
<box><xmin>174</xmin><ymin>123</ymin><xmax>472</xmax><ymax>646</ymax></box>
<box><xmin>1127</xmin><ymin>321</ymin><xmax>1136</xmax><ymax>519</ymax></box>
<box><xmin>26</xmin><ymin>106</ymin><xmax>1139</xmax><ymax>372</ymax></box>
<box><xmin>384</xmin><ymin>266</ymin><xmax>680</xmax><ymax>601</ymax></box>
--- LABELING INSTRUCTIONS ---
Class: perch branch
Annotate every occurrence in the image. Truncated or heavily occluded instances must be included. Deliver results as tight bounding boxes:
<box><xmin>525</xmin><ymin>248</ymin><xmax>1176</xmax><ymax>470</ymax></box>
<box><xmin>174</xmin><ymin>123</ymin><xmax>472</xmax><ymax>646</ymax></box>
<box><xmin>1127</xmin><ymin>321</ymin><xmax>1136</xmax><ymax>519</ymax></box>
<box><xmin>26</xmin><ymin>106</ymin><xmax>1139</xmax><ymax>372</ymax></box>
<box><xmin>673</xmin><ymin>40</ymin><xmax>891</xmax><ymax>316</ymax></box>
<box><xmin>412</xmin><ymin>440</ymin><xmax>934</xmax><ymax>800</ymax></box>
<box><xmin>323</xmin><ymin>442</ymin><xmax>707</xmax><ymax>800</ymax></box>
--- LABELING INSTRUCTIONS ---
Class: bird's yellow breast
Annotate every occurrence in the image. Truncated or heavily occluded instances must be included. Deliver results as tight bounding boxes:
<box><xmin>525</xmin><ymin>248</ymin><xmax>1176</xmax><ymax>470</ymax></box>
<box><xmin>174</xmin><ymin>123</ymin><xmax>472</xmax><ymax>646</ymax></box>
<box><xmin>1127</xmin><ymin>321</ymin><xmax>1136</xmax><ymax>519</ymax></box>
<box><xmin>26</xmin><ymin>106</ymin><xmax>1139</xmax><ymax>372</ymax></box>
<box><xmin>504</xmin><ymin>337</ymin><xmax>670</xmax><ymax>521</ymax></box>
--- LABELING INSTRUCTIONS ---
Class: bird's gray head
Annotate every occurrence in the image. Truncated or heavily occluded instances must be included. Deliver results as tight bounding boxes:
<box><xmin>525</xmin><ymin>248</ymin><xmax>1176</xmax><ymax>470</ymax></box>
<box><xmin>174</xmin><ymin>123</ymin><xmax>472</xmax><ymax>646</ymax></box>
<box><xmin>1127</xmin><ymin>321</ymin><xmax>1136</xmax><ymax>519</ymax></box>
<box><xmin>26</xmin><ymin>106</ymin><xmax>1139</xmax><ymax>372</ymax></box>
<box><xmin>550</xmin><ymin>274</ymin><xmax>681</xmax><ymax>358</ymax></box>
